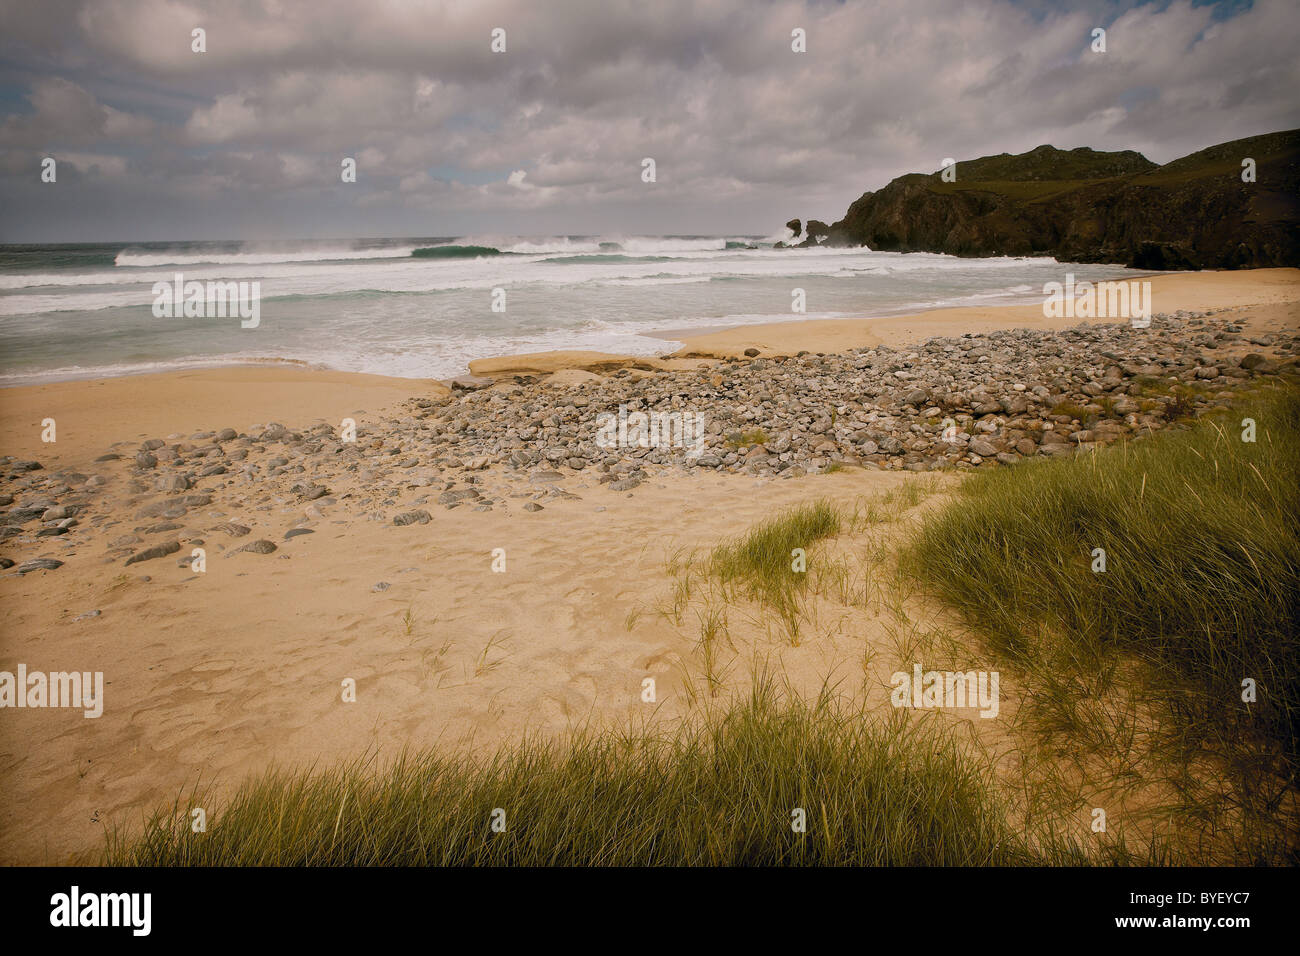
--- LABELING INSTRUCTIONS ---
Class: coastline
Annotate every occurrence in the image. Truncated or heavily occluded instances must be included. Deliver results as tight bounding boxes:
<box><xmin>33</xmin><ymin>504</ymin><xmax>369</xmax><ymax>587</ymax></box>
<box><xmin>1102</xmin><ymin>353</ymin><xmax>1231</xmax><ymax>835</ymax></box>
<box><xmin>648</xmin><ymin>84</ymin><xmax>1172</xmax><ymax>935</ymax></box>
<box><xmin>663</xmin><ymin>268</ymin><xmax>1300</xmax><ymax>359</ymax></box>
<box><xmin>0</xmin><ymin>268</ymin><xmax>1288</xmax><ymax>531</ymax></box>
<box><xmin>1</xmin><ymin>267</ymin><xmax>1296</xmax><ymax>865</ymax></box>
<box><xmin>4</xmin><ymin>270</ymin><xmax>1296</xmax><ymax>454</ymax></box>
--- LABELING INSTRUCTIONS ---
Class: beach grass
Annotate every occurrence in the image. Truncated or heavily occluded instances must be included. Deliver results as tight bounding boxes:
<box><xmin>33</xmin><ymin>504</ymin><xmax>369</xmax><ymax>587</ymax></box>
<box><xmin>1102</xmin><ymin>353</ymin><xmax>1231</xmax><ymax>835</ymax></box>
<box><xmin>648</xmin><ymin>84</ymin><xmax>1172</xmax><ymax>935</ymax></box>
<box><xmin>106</xmin><ymin>680</ymin><xmax>1046</xmax><ymax>867</ymax></box>
<box><xmin>707</xmin><ymin>499</ymin><xmax>841</xmax><ymax>644</ymax></box>
<box><xmin>708</xmin><ymin>499</ymin><xmax>840</xmax><ymax>597</ymax></box>
<box><xmin>904</xmin><ymin>383</ymin><xmax>1300</xmax><ymax>839</ymax></box>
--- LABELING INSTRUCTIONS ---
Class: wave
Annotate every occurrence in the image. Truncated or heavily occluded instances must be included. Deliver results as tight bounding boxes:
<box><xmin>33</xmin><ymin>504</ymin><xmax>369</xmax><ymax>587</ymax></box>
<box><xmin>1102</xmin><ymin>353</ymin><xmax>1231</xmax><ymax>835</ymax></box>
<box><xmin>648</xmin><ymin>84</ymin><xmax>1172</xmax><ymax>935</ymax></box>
<box><xmin>599</xmin><ymin>275</ymin><xmax>713</xmax><ymax>286</ymax></box>
<box><xmin>459</xmin><ymin>236</ymin><xmax>604</xmax><ymax>255</ymax></box>
<box><xmin>114</xmin><ymin>245</ymin><xmax>419</xmax><ymax>267</ymax></box>
<box><xmin>0</xmin><ymin>354</ymin><xmax>315</xmax><ymax>387</ymax></box>
<box><xmin>540</xmin><ymin>254</ymin><xmax>673</xmax><ymax>264</ymax></box>
<box><xmin>411</xmin><ymin>245</ymin><xmax>504</xmax><ymax>259</ymax></box>
<box><xmin>452</xmin><ymin>235</ymin><xmax>760</xmax><ymax>256</ymax></box>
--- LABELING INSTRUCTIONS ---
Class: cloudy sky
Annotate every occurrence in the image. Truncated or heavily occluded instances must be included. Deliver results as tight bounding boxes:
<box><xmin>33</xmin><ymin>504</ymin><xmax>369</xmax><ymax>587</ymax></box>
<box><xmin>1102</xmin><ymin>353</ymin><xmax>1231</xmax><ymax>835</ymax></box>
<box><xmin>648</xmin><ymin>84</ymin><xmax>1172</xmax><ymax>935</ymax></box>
<box><xmin>0</xmin><ymin>0</ymin><xmax>1296</xmax><ymax>242</ymax></box>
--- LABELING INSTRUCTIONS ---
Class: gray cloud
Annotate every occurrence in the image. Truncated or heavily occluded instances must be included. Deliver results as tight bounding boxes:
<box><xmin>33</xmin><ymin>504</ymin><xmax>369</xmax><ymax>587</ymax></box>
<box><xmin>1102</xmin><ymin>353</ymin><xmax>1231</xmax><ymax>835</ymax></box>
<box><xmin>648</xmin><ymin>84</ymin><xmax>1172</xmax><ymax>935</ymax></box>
<box><xmin>0</xmin><ymin>0</ymin><xmax>1296</xmax><ymax>240</ymax></box>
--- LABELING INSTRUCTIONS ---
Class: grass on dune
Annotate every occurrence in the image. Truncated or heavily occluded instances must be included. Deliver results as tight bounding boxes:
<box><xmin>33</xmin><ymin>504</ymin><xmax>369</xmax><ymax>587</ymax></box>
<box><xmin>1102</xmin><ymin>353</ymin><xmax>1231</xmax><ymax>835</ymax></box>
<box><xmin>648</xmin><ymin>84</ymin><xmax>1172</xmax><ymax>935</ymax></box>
<box><xmin>904</xmin><ymin>384</ymin><xmax>1300</xmax><ymax>806</ymax></box>
<box><xmin>709</xmin><ymin>499</ymin><xmax>841</xmax><ymax>592</ymax></box>
<box><xmin>707</xmin><ymin>499</ymin><xmax>840</xmax><ymax>644</ymax></box>
<box><xmin>107</xmin><ymin>681</ymin><xmax>1049</xmax><ymax>867</ymax></box>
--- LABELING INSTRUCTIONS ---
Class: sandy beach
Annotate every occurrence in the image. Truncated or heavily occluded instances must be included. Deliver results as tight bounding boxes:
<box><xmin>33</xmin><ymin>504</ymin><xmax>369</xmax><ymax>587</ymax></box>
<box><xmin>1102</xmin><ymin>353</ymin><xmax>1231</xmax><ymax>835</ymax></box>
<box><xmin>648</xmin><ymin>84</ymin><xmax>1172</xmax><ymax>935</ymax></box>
<box><xmin>1</xmin><ymin>268</ymin><xmax>1297</xmax><ymax>865</ymax></box>
<box><xmin>460</xmin><ymin>269</ymin><xmax>1300</xmax><ymax>377</ymax></box>
<box><xmin>668</xmin><ymin>269</ymin><xmax>1300</xmax><ymax>358</ymax></box>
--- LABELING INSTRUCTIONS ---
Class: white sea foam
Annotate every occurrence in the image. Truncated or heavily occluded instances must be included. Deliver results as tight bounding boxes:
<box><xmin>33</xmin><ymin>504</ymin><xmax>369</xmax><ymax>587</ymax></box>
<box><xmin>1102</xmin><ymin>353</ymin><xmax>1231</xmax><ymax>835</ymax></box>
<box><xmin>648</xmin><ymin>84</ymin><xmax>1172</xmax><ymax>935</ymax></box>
<box><xmin>0</xmin><ymin>237</ymin><xmax>1139</xmax><ymax>383</ymax></box>
<box><xmin>113</xmin><ymin>245</ymin><xmax>420</xmax><ymax>267</ymax></box>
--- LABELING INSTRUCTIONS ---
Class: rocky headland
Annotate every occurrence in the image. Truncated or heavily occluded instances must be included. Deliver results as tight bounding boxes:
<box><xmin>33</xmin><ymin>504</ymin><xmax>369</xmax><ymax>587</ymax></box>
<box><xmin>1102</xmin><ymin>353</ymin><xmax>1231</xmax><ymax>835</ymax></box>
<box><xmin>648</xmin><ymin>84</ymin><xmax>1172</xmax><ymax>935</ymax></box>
<box><xmin>784</xmin><ymin>129</ymin><xmax>1300</xmax><ymax>269</ymax></box>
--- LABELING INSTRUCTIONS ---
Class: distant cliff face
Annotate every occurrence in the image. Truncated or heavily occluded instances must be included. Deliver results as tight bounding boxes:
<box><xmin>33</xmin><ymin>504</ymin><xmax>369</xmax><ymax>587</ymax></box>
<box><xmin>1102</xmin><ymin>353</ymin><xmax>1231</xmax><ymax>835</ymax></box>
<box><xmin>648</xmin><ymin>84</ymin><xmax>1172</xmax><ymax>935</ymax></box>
<box><xmin>798</xmin><ymin>131</ymin><xmax>1300</xmax><ymax>269</ymax></box>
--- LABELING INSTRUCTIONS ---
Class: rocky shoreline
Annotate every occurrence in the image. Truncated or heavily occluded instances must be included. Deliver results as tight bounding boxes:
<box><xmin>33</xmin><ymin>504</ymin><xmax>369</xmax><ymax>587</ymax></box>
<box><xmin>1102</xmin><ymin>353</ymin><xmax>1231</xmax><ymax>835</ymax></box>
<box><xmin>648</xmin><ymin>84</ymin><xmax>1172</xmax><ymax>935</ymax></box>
<box><xmin>1</xmin><ymin>309</ymin><xmax>1294</xmax><ymax>577</ymax></box>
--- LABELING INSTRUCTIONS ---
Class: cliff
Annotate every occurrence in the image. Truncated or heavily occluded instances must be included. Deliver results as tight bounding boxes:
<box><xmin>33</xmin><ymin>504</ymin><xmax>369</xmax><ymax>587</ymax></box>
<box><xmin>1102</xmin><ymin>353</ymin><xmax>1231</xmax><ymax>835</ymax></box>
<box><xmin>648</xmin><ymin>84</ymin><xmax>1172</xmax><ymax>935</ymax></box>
<box><xmin>796</xmin><ymin>130</ymin><xmax>1300</xmax><ymax>269</ymax></box>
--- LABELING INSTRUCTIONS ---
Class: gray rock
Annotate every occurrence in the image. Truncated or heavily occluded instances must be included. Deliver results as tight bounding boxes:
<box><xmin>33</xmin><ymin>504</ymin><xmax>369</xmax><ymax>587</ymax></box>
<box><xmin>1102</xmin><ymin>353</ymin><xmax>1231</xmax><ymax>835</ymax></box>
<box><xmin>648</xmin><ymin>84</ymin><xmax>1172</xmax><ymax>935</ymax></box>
<box><xmin>144</xmin><ymin>522</ymin><xmax>184</xmax><ymax>534</ymax></box>
<box><xmin>235</xmin><ymin>539</ymin><xmax>278</xmax><ymax>555</ymax></box>
<box><xmin>1239</xmin><ymin>353</ymin><xmax>1268</xmax><ymax>369</ymax></box>
<box><xmin>14</xmin><ymin>558</ymin><xmax>63</xmax><ymax>573</ymax></box>
<box><xmin>125</xmin><ymin>541</ymin><xmax>181</xmax><ymax>565</ymax></box>
<box><xmin>393</xmin><ymin>510</ymin><xmax>432</xmax><ymax>526</ymax></box>
<box><xmin>437</xmin><ymin>489</ymin><xmax>480</xmax><ymax>505</ymax></box>
<box><xmin>155</xmin><ymin>473</ymin><xmax>191</xmax><ymax>492</ymax></box>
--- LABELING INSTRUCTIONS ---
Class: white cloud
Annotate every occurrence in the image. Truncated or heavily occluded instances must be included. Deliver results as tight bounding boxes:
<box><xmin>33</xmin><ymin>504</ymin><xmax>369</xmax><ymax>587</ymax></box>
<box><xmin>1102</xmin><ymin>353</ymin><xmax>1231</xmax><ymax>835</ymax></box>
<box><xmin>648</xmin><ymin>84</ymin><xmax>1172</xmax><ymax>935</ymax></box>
<box><xmin>0</xmin><ymin>0</ymin><xmax>1295</xmax><ymax>238</ymax></box>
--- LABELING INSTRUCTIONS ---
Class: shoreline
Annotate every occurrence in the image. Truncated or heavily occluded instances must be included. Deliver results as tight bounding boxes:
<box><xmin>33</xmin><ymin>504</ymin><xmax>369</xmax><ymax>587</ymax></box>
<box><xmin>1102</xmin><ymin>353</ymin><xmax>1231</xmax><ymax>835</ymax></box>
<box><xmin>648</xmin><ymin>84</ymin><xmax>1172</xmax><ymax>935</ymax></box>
<box><xmin>1</xmin><ymin>267</ymin><xmax>1296</xmax><ymax>865</ymax></box>
<box><xmin>1</xmin><ymin>268</ymin><xmax>1292</xmax><ymax>396</ymax></box>
<box><xmin>2</xmin><ymin>269</ymin><xmax>1295</xmax><ymax>463</ymax></box>
<box><xmin>664</xmin><ymin>267</ymin><xmax>1300</xmax><ymax>359</ymax></box>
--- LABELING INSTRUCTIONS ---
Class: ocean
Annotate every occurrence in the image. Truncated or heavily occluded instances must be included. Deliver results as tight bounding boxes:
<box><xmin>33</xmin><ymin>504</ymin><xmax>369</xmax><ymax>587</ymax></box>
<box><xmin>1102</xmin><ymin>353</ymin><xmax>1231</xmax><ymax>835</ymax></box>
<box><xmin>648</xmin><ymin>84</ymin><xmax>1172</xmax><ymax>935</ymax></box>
<box><xmin>0</xmin><ymin>236</ymin><xmax>1138</xmax><ymax>385</ymax></box>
